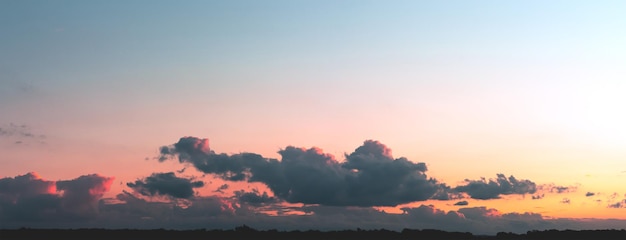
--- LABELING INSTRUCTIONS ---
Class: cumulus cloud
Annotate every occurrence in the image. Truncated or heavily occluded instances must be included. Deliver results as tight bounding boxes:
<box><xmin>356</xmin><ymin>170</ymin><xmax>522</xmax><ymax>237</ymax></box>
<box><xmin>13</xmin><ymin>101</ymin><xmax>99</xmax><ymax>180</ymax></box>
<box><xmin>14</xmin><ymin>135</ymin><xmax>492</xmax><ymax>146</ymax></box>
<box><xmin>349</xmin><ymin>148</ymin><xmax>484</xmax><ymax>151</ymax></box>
<box><xmin>158</xmin><ymin>137</ymin><xmax>447</xmax><ymax>207</ymax></box>
<box><xmin>0</xmin><ymin>172</ymin><xmax>58</xmax><ymax>221</ymax></box>
<box><xmin>453</xmin><ymin>174</ymin><xmax>537</xmax><ymax>199</ymax></box>
<box><xmin>586</xmin><ymin>192</ymin><xmax>595</xmax><ymax>197</ymax></box>
<box><xmin>127</xmin><ymin>172</ymin><xmax>204</xmax><ymax>199</ymax></box>
<box><xmin>3</xmin><ymin>137</ymin><xmax>626</xmax><ymax>233</ymax></box>
<box><xmin>57</xmin><ymin>174</ymin><xmax>115</xmax><ymax>218</ymax></box>
<box><xmin>0</xmin><ymin>172</ymin><xmax>113</xmax><ymax>221</ymax></box>
<box><xmin>0</xmin><ymin>172</ymin><xmax>56</xmax><ymax>197</ymax></box>
<box><xmin>3</xmin><ymin>172</ymin><xmax>626</xmax><ymax>235</ymax></box>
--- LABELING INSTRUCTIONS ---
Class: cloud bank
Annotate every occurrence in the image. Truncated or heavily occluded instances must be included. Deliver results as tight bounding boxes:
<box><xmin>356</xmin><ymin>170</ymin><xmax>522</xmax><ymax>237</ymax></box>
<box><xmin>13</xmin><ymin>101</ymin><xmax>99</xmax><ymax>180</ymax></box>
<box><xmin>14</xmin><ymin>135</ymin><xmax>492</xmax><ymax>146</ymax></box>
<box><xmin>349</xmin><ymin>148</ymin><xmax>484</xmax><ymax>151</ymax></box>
<box><xmin>2</xmin><ymin>137</ymin><xmax>624</xmax><ymax>235</ymax></box>
<box><xmin>0</xmin><ymin>172</ymin><xmax>113</xmax><ymax>221</ymax></box>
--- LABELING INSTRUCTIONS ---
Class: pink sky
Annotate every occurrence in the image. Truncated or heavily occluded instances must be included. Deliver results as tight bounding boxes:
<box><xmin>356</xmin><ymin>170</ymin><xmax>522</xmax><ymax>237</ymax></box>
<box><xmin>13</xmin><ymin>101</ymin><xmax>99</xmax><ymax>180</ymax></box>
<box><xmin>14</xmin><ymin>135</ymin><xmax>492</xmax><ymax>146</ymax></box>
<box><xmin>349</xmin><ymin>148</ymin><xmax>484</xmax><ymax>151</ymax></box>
<box><xmin>1</xmin><ymin>0</ymin><xmax>625</xmax><ymax>235</ymax></box>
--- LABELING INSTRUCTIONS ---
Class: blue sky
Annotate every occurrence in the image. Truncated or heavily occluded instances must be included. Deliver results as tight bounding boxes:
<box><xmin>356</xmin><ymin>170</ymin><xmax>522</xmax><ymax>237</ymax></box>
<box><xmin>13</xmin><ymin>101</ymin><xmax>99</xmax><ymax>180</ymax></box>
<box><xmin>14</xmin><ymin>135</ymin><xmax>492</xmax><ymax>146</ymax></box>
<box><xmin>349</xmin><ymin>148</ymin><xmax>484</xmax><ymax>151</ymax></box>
<box><xmin>1</xmin><ymin>0</ymin><xmax>625</xmax><ymax>234</ymax></box>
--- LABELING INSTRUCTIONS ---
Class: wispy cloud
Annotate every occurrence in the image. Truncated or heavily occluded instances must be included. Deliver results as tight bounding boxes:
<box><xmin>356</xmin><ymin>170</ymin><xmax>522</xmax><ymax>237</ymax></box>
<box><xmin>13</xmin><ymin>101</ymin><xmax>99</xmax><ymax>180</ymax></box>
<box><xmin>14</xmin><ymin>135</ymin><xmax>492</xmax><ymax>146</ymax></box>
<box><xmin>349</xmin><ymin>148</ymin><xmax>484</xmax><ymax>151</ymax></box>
<box><xmin>214</xmin><ymin>184</ymin><xmax>229</xmax><ymax>193</ymax></box>
<box><xmin>538</xmin><ymin>184</ymin><xmax>579</xmax><ymax>194</ymax></box>
<box><xmin>0</xmin><ymin>123</ymin><xmax>46</xmax><ymax>144</ymax></box>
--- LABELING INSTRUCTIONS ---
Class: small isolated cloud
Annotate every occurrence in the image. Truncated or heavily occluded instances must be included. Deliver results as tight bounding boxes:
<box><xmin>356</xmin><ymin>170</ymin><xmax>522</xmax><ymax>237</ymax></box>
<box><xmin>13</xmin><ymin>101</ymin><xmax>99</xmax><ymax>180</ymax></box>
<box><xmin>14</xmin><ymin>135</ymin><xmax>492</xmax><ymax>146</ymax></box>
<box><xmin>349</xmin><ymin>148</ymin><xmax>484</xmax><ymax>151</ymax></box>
<box><xmin>532</xmin><ymin>194</ymin><xmax>545</xmax><ymax>200</ymax></box>
<box><xmin>453</xmin><ymin>200</ymin><xmax>469</xmax><ymax>206</ymax></box>
<box><xmin>560</xmin><ymin>198</ymin><xmax>571</xmax><ymax>204</ymax></box>
<box><xmin>158</xmin><ymin>137</ymin><xmax>448</xmax><ymax>207</ymax></box>
<box><xmin>126</xmin><ymin>172</ymin><xmax>204</xmax><ymax>199</ymax></box>
<box><xmin>585</xmin><ymin>192</ymin><xmax>595</xmax><ymax>197</ymax></box>
<box><xmin>453</xmin><ymin>174</ymin><xmax>537</xmax><ymax>200</ymax></box>
<box><xmin>214</xmin><ymin>184</ymin><xmax>229</xmax><ymax>193</ymax></box>
<box><xmin>553</xmin><ymin>186</ymin><xmax>572</xmax><ymax>193</ymax></box>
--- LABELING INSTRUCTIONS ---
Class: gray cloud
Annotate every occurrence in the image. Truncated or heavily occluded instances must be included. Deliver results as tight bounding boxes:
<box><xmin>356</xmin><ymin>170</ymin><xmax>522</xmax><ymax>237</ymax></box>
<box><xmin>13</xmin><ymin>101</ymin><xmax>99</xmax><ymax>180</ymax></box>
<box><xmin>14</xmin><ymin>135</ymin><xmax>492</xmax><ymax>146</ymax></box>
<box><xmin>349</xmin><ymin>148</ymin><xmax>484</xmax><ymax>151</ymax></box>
<box><xmin>553</xmin><ymin>186</ymin><xmax>571</xmax><ymax>193</ymax></box>
<box><xmin>0</xmin><ymin>172</ymin><xmax>113</xmax><ymax>221</ymax></box>
<box><xmin>56</xmin><ymin>174</ymin><xmax>116</xmax><ymax>218</ymax></box>
<box><xmin>0</xmin><ymin>123</ymin><xmax>45</xmax><ymax>138</ymax></box>
<box><xmin>453</xmin><ymin>174</ymin><xmax>537</xmax><ymax>199</ymax></box>
<box><xmin>1</xmin><ymin>135</ymin><xmax>624</xmax><ymax>235</ymax></box>
<box><xmin>3</xmin><ymin>172</ymin><xmax>626</xmax><ymax>235</ymax></box>
<box><xmin>234</xmin><ymin>189</ymin><xmax>277</xmax><ymax>206</ymax></box>
<box><xmin>585</xmin><ymin>192</ymin><xmax>595</xmax><ymax>197</ymax></box>
<box><xmin>10</xmin><ymin>198</ymin><xmax>626</xmax><ymax>235</ymax></box>
<box><xmin>453</xmin><ymin>200</ymin><xmax>469</xmax><ymax>206</ymax></box>
<box><xmin>0</xmin><ymin>172</ymin><xmax>55</xmax><ymax>197</ymax></box>
<box><xmin>127</xmin><ymin>172</ymin><xmax>204</xmax><ymax>199</ymax></box>
<box><xmin>214</xmin><ymin>184</ymin><xmax>229</xmax><ymax>193</ymax></box>
<box><xmin>0</xmin><ymin>172</ymin><xmax>58</xmax><ymax>221</ymax></box>
<box><xmin>158</xmin><ymin>137</ymin><xmax>447</xmax><ymax>207</ymax></box>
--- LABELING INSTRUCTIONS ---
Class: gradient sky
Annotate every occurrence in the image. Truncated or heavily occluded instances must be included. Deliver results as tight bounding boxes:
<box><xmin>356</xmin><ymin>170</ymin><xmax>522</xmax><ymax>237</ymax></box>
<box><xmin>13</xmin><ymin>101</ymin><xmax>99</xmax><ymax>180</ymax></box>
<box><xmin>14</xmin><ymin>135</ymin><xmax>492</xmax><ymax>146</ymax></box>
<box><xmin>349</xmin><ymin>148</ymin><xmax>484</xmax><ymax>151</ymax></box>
<box><xmin>1</xmin><ymin>0</ymin><xmax>625</xmax><ymax>234</ymax></box>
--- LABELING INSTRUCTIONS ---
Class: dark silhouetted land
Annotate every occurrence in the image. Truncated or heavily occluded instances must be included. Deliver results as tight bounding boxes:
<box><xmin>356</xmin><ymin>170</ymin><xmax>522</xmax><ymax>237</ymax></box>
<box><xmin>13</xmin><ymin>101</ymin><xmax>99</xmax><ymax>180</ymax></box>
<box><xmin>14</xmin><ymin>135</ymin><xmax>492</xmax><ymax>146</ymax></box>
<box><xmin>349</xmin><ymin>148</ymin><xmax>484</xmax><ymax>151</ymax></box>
<box><xmin>1</xmin><ymin>226</ymin><xmax>625</xmax><ymax>239</ymax></box>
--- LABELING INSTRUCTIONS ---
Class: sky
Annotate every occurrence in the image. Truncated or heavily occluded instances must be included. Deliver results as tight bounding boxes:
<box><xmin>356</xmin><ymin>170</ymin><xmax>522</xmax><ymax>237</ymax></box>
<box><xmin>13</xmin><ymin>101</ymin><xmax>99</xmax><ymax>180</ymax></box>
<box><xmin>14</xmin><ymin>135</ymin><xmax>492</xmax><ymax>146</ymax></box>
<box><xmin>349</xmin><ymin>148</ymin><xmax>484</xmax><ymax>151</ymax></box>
<box><xmin>1</xmin><ymin>0</ymin><xmax>625</xmax><ymax>235</ymax></box>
